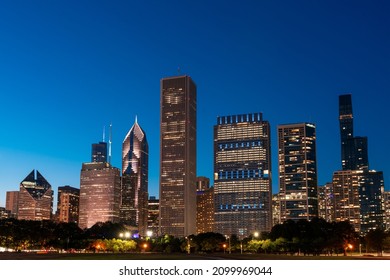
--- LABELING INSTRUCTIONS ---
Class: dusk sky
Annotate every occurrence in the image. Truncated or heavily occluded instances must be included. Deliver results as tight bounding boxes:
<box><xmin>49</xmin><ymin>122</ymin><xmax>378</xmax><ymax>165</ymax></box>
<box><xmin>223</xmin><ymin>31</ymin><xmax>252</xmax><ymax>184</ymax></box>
<box><xmin>0</xmin><ymin>0</ymin><xmax>389</xmax><ymax>208</ymax></box>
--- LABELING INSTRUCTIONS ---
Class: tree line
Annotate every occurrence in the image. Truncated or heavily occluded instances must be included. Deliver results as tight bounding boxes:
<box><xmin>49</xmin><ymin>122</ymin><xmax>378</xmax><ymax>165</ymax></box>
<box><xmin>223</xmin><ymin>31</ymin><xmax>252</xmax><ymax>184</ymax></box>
<box><xmin>1</xmin><ymin>218</ymin><xmax>389</xmax><ymax>255</ymax></box>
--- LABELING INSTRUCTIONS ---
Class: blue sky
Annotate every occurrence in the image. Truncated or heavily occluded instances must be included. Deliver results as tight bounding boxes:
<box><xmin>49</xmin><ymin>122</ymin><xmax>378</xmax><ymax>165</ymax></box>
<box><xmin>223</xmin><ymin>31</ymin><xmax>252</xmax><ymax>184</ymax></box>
<box><xmin>0</xmin><ymin>0</ymin><xmax>389</xmax><ymax>208</ymax></box>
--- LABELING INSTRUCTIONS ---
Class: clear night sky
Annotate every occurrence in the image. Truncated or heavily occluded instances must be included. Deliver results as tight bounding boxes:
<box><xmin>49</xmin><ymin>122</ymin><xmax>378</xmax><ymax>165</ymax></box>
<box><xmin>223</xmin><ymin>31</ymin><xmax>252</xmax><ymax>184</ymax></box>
<box><xmin>0</xmin><ymin>0</ymin><xmax>389</xmax><ymax>208</ymax></box>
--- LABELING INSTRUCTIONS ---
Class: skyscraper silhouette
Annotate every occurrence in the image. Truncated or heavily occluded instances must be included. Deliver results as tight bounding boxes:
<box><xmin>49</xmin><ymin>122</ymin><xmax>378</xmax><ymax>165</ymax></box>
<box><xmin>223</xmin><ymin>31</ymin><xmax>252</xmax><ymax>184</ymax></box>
<box><xmin>159</xmin><ymin>75</ymin><xmax>197</xmax><ymax>237</ymax></box>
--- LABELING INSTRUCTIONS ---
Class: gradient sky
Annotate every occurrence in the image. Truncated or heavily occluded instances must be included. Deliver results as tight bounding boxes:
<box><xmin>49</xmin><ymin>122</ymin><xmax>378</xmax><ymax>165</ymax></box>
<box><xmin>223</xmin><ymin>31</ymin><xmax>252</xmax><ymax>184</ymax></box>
<box><xmin>0</xmin><ymin>0</ymin><xmax>389</xmax><ymax>208</ymax></box>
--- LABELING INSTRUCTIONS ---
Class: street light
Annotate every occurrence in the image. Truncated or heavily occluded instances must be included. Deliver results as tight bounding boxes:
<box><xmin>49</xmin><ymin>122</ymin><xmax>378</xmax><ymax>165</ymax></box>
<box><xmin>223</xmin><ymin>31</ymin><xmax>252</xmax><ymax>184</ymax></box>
<box><xmin>225</xmin><ymin>235</ymin><xmax>231</xmax><ymax>254</ymax></box>
<box><xmin>223</xmin><ymin>243</ymin><xmax>227</xmax><ymax>254</ymax></box>
<box><xmin>253</xmin><ymin>231</ymin><xmax>259</xmax><ymax>239</ymax></box>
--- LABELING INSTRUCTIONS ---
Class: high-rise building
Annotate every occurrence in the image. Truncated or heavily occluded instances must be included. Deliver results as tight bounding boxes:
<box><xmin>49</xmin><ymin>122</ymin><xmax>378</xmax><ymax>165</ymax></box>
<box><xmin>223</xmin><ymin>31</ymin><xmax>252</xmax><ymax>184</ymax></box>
<box><xmin>17</xmin><ymin>170</ymin><xmax>53</xmax><ymax>221</ymax></box>
<box><xmin>0</xmin><ymin>207</ymin><xmax>10</xmax><ymax>219</ymax></box>
<box><xmin>159</xmin><ymin>75</ymin><xmax>197</xmax><ymax>237</ymax></box>
<box><xmin>79</xmin><ymin>162</ymin><xmax>121</xmax><ymax>229</ymax></box>
<box><xmin>332</xmin><ymin>169</ymin><xmax>384</xmax><ymax>234</ymax></box>
<box><xmin>384</xmin><ymin>191</ymin><xmax>390</xmax><ymax>231</ymax></box>
<box><xmin>196</xmin><ymin>177</ymin><xmax>214</xmax><ymax>234</ymax></box>
<box><xmin>121</xmin><ymin>118</ymin><xmax>149</xmax><ymax>236</ymax></box>
<box><xmin>214</xmin><ymin>113</ymin><xmax>272</xmax><ymax>236</ymax></box>
<box><xmin>147</xmin><ymin>196</ymin><xmax>159</xmax><ymax>236</ymax></box>
<box><xmin>272</xmin><ymin>194</ymin><xmax>280</xmax><ymax>227</ymax></box>
<box><xmin>339</xmin><ymin>94</ymin><xmax>369</xmax><ymax>170</ymax></box>
<box><xmin>6</xmin><ymin>191</ymin><xmax>19</xmax><ymax>218</ymax></box>
<box><xmin>92</xmin><ymin>142</ymin><xmax>108</xmax><ymax>163</ymax></box>
<box><xmin>317</xmin><ymin>183</ymin><xmax>334</xmax><ymax>222</ymax></box>
<box><xmin>57</xmin><ymin>186</ymin><xmax>80</xmax><ymax>224</ymax></box>
<box><xmin>278</xmin><ymin>123</ymin><xmax>318</xmax><ymax>222</ymax></box>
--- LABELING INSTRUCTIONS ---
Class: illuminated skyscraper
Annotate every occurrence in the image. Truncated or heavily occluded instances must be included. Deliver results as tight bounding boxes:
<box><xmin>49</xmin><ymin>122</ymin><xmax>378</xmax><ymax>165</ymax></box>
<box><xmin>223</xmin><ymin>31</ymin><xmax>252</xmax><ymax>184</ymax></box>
<box><xmin>121</xmin><ymin>117</ymin><xmax>149</xmax><ymax>236</ymax></box>
<box><xmin>17</xmin><ymin>170</ymin><xmax>53</xmax><ymax>221</ymax></box>
<box><xmin>79</xmin><ymin>162</ymin><xmax>121</xmax><ymax>229</ymax></box>
<box><xmin>159</xmin><ymin>75</ymin><xmax>197</xmax><ymax>237</ymax></box>
<box><xmin>57</xmin><ymin>185</ymin><xmax>80</xmax><ymax>224</ymax></box>
<box><xmin>278</xmin><ymin>123</ymin><xmax>318</xmax><ymax>222</ymax></box>
<box><xmin>196</xmin><ymin>177</ymin><xmax>214</xmax><ymax>234</ymax></box>
<box><xmin>148</xmin><ymin>196</ymin><xmax>159</xmax><ymax>236</ymax></box>
<box><xmin>317</xmin><ymin>183</ymin><xmax>334</xmax><ymax>222</ymax></box>
<box><xmin>214</xmin><ymin>113</ymin><xmax>272</xmax><ymax>236</ymax></box>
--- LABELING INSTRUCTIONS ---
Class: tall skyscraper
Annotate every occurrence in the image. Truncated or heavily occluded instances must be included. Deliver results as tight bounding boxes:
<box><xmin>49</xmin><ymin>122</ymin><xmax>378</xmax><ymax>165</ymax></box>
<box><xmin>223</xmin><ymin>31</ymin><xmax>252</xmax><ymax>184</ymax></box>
<box><xmin>196</xmin><ymin>177</ymin><xmax>214</xmax><ymax>234</ymax></box>
<box><xmin>57</xmin><ymin>185</ymin><xmax>80</xmax><ymax>224</ymax></box>
<box><xmin>159</xmin><ymin>75</ymin><xmax>197</xmax><ymax>237</ymax></box>
<box><xmin>384</xmin><ymin>191</ymin><xmax>390</xmax><ymax>231</ymax></box>
<box><xmin>278</xmin><ymin>123</ymin><xmax>318</xmax><ymax>222</ymax></box>
<box><xmin>148</xmin><ymin>196</ymin><xmax>160</xmax><ymax>236</ymax></box>
<box><xmin>79</xmin><ymin>162</ymin><xmax>121</xmax><ymax>229</ymax></box>
<box><xmin>339</xmin><ymin>94</ymin><xmax>369</xmax><ymax>170</ymax></box>
<box><xmin>214</xmin><ymin>113</ymin><xmax>272</xmax><ymax>236</ymax></box>
<box><xmin>121</xmin><ymin>117</ymin><xmax>149</xmax><ymax>236</ymax></box>
<box><xmin>317</xmin><ymin>183</ymin><xmax>334</xmax><ymax>222</ymax></box>
<box><xmin>91</xmin><ymin>142</ymin><xmax>108</xmax><ymax>163</ymax></box>
<box><xmin>6</xmin><ymin>191</ymin><xmax>19</xmax><ymax>218</ymax></box>
<box><xmin>17</xmin><ymin>170</ymin><xmax>53</xmax><ymax>221</ymax></box>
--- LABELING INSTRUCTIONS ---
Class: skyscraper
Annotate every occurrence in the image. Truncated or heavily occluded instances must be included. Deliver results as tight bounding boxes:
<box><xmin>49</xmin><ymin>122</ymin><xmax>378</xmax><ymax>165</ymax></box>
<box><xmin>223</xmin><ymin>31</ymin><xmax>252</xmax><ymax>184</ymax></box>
<box><xmin>17</xmin><ymin>170</ymin><xmax>53</xmax><ymax>221</ymax></box>
<box><xmin>317</xmin><ymin>183</ymin><xmax>334</xmax><ymax>222</ymax></box>
<box><xmin>278</xmin><ymin>123</ymin><xmax>318</xmax><ymax>222</ymax></box>
<box><xmin>339</xmin><ymin>94</ymin><xmax>369</xmax><ymax>170</ymax></box>
<box><xmin>196</xmin><ymin>177</ymin><xmax>214</xmax><ymax>234</ymax></box>
<box><xmin>79</xmin><ymin>162</ymin><xmax>121</xmax><ymax>229</ymax></box>
<box><xmin>159</xmin><ymin>75</ymin><xmax>197</xmax><ymax>237</ymax></box>
<box><xmin>148</xmin><ymin>196</ymin><xmax>159</xmax><ymax>236</ymax></box>
<box><xmin>91</xmin><ymin>142</ymin><xmax>108</xmax><ymax>163</ymax></box>
<box><xmin>57</xmin><ymin>185</ymin><xmax>80</xmax><ymax>224</ymax></box>
<box><xmin>214</xmin><ymin>113</ymin><xmax>272</xmax><ymax>236</ymax></box>
<box><xmin>5</xmin><ymin>191</ymin><xmax>19</xmax><ymax>218</ymax></box>
<box><xmin>121</xmin><ymin>117</ymin><xmax>149</xmax><ymax>236</ymax></box>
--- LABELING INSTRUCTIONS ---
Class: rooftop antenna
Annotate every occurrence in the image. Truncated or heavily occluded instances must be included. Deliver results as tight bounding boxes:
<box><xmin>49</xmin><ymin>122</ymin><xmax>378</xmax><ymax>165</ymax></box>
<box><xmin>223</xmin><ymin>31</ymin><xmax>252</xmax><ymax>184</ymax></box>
<box><xmin>108</xmin><ymin>123</ymin><xmax>112</xmax><ymax>165</ymax></box>
<box><xmin>135</xmin><ymin>115</ymin><xmax>138</xmax><ymax>124</ymax></box>
<box><xmin>177</xmin><ymin>66</ymin><xmax>181</xmax><ymax>75</ymax></box>
<box><xmin>102</xmin><ymin>125</ymin><xmax>106</xmax><ymax>142</ymax></box>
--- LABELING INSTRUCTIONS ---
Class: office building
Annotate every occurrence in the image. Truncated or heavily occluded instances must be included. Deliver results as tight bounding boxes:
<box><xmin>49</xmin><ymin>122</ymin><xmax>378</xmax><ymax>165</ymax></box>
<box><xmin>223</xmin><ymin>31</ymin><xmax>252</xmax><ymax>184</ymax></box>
<box><xmin>92</xmin><ymin>142</ymin><xmax>108</xmax><ymax>163</ymax></box>
<box><xmin>196</xmin><ymin>177</ymin><xmax>214</xmax><ymax>234</ymax></box>
<box><xmin>6</xmin><ymin>191</ymin><xmax>19</xmax><ymax>218</ymax></box>
<box><xmin>159</xmin><ymin>75</ymin><xmax>197</xmax><ymax>237</ymax></box>
<box><xmin>121</xmin><ymin>118</ymin><xmax>149</xmax><ymax>236</ymax></box>
<box><xmin>339</xmin><ymin>94</ymin><xmax>369</xmax><ymax>170</ymax></box>
<box><xmin>17</xmin><ymin>170</ymin><xmax>53</xmax><ymax>221</ymax></box>
<box><xmin>317</xmin><ymin>183</ymin><xmax>334</xmax><ymax>222</ymax></box>
<box><xmin>214</xmin><ymin>113</ymin><xmax>272</xmax><ymax>236</ymax></box>
<box><xmin>272</xmin><ymin>194</ymin><xmax>281</xmax><ymax>226</ymax></box>
<box><xmin>79</xmin><ymin>162</ymin><xmax>121</xmax><ymax>229</ymax></box>
<box><xmin>148</xmin><ymin>196</ymin><xmax>159</xmax><ymax>236</ymax></box>
<box><xmin>278</xmin><ymin>123</ymin><xmax>318</xmax><ymax>222</ymax></box>
<box><xmin>384</xmin><ymin>191</ymin><xmax>390</xmax><ymax>231</ymax></box>
<box><xmin>57</xmin><ymin>186</ymin><xmax>80</xmax><ymax>223</ymax></box>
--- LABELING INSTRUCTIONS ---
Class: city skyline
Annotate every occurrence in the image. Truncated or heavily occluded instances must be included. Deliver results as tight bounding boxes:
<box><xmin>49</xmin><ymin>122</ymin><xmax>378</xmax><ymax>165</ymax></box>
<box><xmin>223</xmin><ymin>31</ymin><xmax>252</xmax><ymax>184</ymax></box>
<box><xmin>1</xmin><ymin>1</ymin><xmax>389</xmax><ymax>207</ymax></box>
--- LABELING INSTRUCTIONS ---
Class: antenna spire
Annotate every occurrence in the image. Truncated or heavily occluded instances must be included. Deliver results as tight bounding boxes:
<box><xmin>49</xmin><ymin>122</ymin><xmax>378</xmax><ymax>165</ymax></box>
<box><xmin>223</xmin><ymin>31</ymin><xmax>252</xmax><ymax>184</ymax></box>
<box><xmin>103</xmin><ymin>125</ymin><xmax>106</xmax><ymax>142</ymax></box>
<box><xmin>135</xmin><ymin>115</ymin><xmax>138</xmax><ymax>124</ymax></box>
<box><xmin>108</xmin><ymin>123</ymin><xmax>112</xmax><ymax>165</ymax></box>
<box><xmin>178</xmin><ymin>66</ymin><xmax>181</xmax><ymax>75</ymax></box>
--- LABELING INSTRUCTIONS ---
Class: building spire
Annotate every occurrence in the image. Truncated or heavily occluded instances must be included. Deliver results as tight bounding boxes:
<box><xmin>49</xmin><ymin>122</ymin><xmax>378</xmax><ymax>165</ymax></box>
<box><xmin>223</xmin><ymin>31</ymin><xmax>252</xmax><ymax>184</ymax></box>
<box><xmin>103</xmin><ymin>125</ymin><xmax>106</xmax><ymax>142</ymax></box>
<box><xmin>135</xmin><ymin>115</ymin><xmax>138</xmax><ymax>124</ymax></box>
<box><xmin>108</xmin><ymin>123</ymin><xmax>112</xmax><ymax>164</ymax></box>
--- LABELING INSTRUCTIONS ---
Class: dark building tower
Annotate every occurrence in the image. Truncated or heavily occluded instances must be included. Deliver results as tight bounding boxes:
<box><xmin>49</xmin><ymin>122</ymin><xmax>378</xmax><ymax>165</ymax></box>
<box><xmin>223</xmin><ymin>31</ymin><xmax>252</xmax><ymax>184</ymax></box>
<box><xmin>196</xmin><ymin>177</ymin><xmax>214</xmax><ymax>234</ymax></box>
<box><xmin>339</xmin><ymin>94</ymin><xmax>369</xmax><ymax>170</ymax></box>
<box><xmin>214</xmin><ymin>113</ymin><xmax>272</xmax><ymax>236</ymax></box>
<box><xmin>92</xmin><ymin>142</ymin><xmax>108</xmax><ymax>163</ymax></box>
<box><xmin>121</xmin><ymin>117</ymin><xmax>149</xmax><ymax>236</ymax></box>
<box><xmin>159</xmin><ymin>75</ymin><xmax>197</xmax><ymax>237</ymax></box>
<box><xmin>6</xmin><ymin>191</ymin><xmax>19</xmax><ymax>218</ymax></box>
<box><xmin>17</xmin><ymin>170</ymin><xmax>53</xmax><ymax>221</ymax></box>
<box><xmin>57</xmin><ymin>186</ymin><xmax>80</xmax><ymax>224</ymax></box>
<box><xmin>278</xmin><ymin>123</ymin><xmax>318</xmax><ymax>222</ymax></box>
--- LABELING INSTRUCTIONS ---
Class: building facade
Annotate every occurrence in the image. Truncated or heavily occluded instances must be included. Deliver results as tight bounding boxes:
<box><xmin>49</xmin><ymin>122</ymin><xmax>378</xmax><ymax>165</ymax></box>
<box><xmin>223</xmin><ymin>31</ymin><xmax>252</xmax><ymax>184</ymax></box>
<box><xmin>317</xmin><ymin>183</ymin><xmax>334</xmax><ymax>222</ymax></box>
<box><xmin>79</xmin><ymin>162</ymin><xmax>121</xmax><ymax>229</ymax></box>
<box><xmin>339</xmin><ymin>94</ymin><xmax>369</xmax><ymax>171</ymax></box>
<box><xmin>17</xmin><ymin>170</ymin><xmax>53</xmax><ymax>221</ymax></box>
<box><xmin>148</xmin><ymin>196</ymin><xmax>159</xmax><ymax>236</ymax></box>
<box><xmin>384</xmin><ymin>191</ymin><xmax>390</xmax><ymax>231</ymax></box>
<box><xmin>5</xmin><ymin>191</ymin><xmax>19</xmax><ymax>218</ymax></box>
<box><xmin>196</xmin><ymin>177</ymin><xmax>214</xmax><ymax>234</ymax></box>
<box><xmin>159</xmin><ymin>75</ymin><xmax>197</xmax><ymax>237</ymax></box>
<box><xmin>57</xmin><ymin>186</ymin><xmax>80</xmax><ymax>224</ymax></box>
<box><xmin>278</xmin><ymin>123</ymin><xmax>318</xmax><ymax>222</ymax></box>
<box><xmin>214</xmin><ymin>113</ymin><xmax>272</xmax><ymax>236</ymax></box>
<box><xmin>91</xmin><ymin>142</ymin><xmax>108</xmax><ymax>163</ymax></box>
<box><xmin>121</xmin><ymin>118</ymin><xmax>149</xmax><ymax>236</ymax></box>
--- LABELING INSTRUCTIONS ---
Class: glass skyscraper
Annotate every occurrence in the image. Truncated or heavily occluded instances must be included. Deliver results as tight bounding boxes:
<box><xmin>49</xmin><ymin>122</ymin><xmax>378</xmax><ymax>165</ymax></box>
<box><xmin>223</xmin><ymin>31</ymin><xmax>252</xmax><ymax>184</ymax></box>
<box><xmin>91</xmin><ymin>142</ymin><xmax>108</xmax><ymax>163</ymax></box>
<box><xmin>159</xmin><ymin>75</ymin><xmax>197</xmax><ymax>237</ymax></box>
<box><xmin>278</xmin><ymin>123</ymin><xmax>318</xmax><ymax>222</ymax></box>
<box><xmin>214</xmin><ymin>113</ymin><xmax>272</xmax><ymax>236</ymax></box>
<box><xmin>121</xmin><ymin>118</ymin><xmax>149</xmax><ymax>236</ymax></box>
